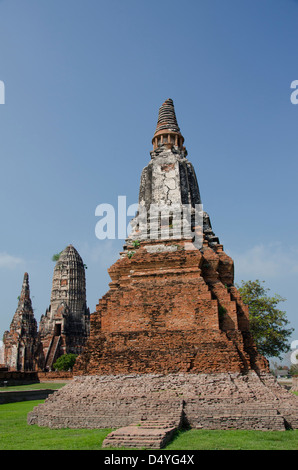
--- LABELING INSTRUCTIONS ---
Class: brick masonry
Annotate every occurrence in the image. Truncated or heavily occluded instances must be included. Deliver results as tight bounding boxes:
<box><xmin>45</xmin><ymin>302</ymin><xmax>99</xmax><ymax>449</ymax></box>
<box><xmin>73</xmin><ymin>98</ymin><xmax>267</xmax><ymax>377</ymax></box>
<box><xmin>102</xmin><ymin>422</ymin><xmax>178</xmax><ymax>449</ymax></box>
<box><xmin>28</xmin><ymin>371</ymin><xmax>298</xmax><ymax>431</ymax></box>
<box><xmin>74</xmin><ymin>240</ymin><xmax>268</xmax><ymax>376</ymax></box>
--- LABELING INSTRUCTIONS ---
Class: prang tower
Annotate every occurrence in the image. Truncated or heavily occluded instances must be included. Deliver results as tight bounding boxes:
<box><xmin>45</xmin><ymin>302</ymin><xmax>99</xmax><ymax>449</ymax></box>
<box><xmin>38</xmin><ymin>245</ymin><xmax>90</xmax><ymax>370</ymax></box>
<box><xmin>3</xmin><ymin>273</ymin><xmax>38</xmax><ymax>371</ymax></box>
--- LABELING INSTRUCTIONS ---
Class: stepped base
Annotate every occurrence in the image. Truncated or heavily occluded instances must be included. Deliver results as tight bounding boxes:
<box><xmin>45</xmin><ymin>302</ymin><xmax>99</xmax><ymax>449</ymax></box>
<box><xmin>27</xmin><ymin>372</ymin><xmax>298</xmax><ymax>433</ymax></box>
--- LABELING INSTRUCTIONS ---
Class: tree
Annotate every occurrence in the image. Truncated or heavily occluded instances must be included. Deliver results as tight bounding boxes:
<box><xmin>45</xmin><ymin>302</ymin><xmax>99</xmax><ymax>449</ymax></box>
<box><xmin>237</xmin><ymin>280</ymin><xmax>293</xmax><ymax>360</ymax></box>
<box><xmin>53</xmin><ymin>353</ymin><xmax>77</xmax><ymax>371</ymax></box>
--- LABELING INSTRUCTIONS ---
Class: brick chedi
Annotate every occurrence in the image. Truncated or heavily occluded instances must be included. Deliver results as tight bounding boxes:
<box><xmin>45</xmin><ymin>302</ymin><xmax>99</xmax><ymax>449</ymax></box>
<box><xmin>29</xmin><ymin>99</ymin><xmax>298</xmax><ymax>433</ymax></box>
<box><xmin>37</xmin><ymin>245</ymin><xmax>90</xmax><ymax>370</ymax></box>
<box><xmin>74</xmin><ymin>99</ymin><xmax>267</xmax><ymax>376</ymax></box>
<box><xmin>3</xmin><ymin>273</ymin><xmax>38</xmax><ymax>371</ymax></box>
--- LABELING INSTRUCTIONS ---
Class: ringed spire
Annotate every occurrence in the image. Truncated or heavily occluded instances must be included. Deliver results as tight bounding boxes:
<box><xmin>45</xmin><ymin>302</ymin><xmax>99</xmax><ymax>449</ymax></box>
<box><xmin>152</xmin><ymin>98</ymin><xmax>184</xmax><ymax>150</ymax></box>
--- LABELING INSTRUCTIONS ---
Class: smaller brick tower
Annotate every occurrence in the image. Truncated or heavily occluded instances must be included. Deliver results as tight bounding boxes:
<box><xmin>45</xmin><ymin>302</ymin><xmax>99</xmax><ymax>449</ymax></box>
<box><xmin>3</xmin><ymin>273</ymin><xmax>38</xmax><ymax>371</ymax></box>
<box><xmin>38</xmin><ymin>245</ymin><xmax>90</xmax><ymax>370</ymax></box>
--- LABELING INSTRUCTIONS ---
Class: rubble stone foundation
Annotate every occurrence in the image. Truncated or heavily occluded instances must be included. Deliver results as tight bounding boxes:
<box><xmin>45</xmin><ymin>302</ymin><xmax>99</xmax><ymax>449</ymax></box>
<box><xmin>28</xmin><ymin>371</ymin><xmax>298</xmax><ymax>431</ymax></box>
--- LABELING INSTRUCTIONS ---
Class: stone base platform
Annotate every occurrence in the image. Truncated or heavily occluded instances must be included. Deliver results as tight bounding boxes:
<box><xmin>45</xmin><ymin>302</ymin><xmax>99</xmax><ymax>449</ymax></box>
<box><xmin>102</xmin><ymin>421</ymin><xmax>178</xmax><ymax>449</ymax></box>
<box><xmin>27</xmin><ymin>372</ymin><xmax>298</xmax><ymax>432</ymax></box>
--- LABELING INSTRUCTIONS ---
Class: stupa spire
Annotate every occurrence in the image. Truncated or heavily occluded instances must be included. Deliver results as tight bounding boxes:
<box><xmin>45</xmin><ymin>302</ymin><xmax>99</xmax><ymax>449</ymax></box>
<box><xmin>17</xmin><ymin>272</ymin><xmax>32</xmax><ymax>310</ymax></box>
<box><xmin>152</xmin><ymin>98</ymin><xmax>184</xmax><ymax>150</ymax></box>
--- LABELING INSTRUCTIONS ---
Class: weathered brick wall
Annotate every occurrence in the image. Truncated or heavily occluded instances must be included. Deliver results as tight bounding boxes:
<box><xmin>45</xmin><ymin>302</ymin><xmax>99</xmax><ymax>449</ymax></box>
<box><xmin>0</xmin><ymin>370</ymin><xmax>39</xmax><ymax>386</ymax></box>
<box><xmin>28</xmin><ymin>371</ymin><xmax>298</xmax><ymax>431</ymax></box>
<box><xmin>37</xmin><ymin>371</ymin><xmax>73</xmax><ymax>381</ymax></box>
<box><xmin>74</xmin><ymin>240</ymin><xmax>268</xmax><ymax>375</ymax></box>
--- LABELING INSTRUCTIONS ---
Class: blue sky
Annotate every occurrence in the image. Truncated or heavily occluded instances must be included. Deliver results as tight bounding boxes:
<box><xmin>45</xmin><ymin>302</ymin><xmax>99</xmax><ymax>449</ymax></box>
<box><xmin>0</xmin><ymin>0</ymin><xmax>297</xmax><ymax>360</ymax></box>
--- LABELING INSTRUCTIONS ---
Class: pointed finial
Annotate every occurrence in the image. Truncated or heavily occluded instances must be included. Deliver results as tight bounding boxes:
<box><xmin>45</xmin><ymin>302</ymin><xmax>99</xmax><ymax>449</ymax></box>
<box><xmin>15</xmin><ymin>272</ymin><xmax>33</xmax><ymax>312</ymax></box>
<box><xmin>152</xmin><ymin>98</ymin><xmax>184</xmax><ymax>150</ymax></box>
<box><xmin>19</xmin><ymin>272</ymin><xmax>30</xmax><ymax>302</ymax></box>
<box><xmin>155</xmin><ymin>98</ymin><xmax>180</xmax><ymax>134</ymax></box>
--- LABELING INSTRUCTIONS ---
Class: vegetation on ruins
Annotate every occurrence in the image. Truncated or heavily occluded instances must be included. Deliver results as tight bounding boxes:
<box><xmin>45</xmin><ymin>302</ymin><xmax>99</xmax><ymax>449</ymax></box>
<box><xmin>53</xmin><ymin>353</ymin><xmax>77</xmax><ymax>371</ymax></box>
<box><xmin>126</xmin><ymin>240</ymin><xmax>140</xmax><ymax>259</ymax></box>
<box><xmin>237</xmin><ymin>280</ymin><xmax>294</xmax><ymax>359</ymax></box>
<box><xmin>218</xmin><ymin>304</ymin><xmax>227</xmax><ymax>323</ymax></box>
<box><xmin>52</xmin><ymin>251</ymin><xmax>63</xmax><ymax>262</ymax></box>
<box><xmin>52</xmin><ymin>250</ymin><xmax>88</xmax><ymax>269</ymax></box>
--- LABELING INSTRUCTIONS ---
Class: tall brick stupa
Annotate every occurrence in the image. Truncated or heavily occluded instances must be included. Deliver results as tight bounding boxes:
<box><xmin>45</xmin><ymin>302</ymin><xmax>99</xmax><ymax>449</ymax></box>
<box><xmin>28</xmin><ymin>99</ymin><xmax>298</xmax><ymax>434</ymax></box>
<box><xmin>74</xmin><ymin>98</ymin><xmax>267</xmax><ymax>376</ymax></box>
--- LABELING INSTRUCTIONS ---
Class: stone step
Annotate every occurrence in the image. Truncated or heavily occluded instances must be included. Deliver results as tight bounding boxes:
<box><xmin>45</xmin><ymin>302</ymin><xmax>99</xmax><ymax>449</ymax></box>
<box><xmin>130</xmin><ymin>422</ymin><xmax>177</xmax><ymax>428</ymax></box>
<box><xmin>102</xmin><ymin>439</ymin><xmax>168</xmax><ymax>449</ymax></box>
<box><xmin>102</xmin><ymin>422</ymin><xmax>177</xmax><ymax>449</ymax></box>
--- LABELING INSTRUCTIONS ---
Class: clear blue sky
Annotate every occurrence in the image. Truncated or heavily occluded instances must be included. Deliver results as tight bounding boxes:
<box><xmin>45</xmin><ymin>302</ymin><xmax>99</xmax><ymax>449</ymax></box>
<box><xmin>0</xmin><ymin>0</ymin><xmax>298</xmax><ymax>360</ymax></box>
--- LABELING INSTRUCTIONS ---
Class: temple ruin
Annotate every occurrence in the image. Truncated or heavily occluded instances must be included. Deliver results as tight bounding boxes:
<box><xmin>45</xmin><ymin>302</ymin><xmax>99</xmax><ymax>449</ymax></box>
<box><xmin>74</xmin><ymin>99</ymin><xmax>266</xmax><ymax>376</ymax></box>
<box><xmin>3</xmin><ymin>245</ymin><xmax>90</xmax><ymax>371</ymax></box>
<box><xmin>3</xmin><ymin>273</ymin><xmax>38</xmax><ymax>371</ymax></box>
<box><xmin>27</xmin><ymin>98</ymin><xmax>298</xmax><ymax>440</ymax></box>
<box><xmin>38</xmin><ymin>245</ymin><xmax>90</xmax><ymax>370</ymax></box>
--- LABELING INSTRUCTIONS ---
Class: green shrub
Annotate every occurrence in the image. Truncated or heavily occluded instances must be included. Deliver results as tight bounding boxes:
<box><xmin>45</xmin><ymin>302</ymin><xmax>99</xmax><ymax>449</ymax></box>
<box><xmin>53</xmin><ymin>353</ymin><xmax>77</xmax><ymax>371</ymax></box>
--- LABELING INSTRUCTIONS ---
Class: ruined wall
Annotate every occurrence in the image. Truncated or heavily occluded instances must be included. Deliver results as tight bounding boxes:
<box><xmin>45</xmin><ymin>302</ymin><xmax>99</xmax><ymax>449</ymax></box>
<box><xmin>75</xmin><ymin>240</ymin><xmax>268</xmax><ymax>375</ymax></box>
<box><xmin>28</xmin><ymin>371</ymin><xmax>298</xmax><ymax>431</ymax></box>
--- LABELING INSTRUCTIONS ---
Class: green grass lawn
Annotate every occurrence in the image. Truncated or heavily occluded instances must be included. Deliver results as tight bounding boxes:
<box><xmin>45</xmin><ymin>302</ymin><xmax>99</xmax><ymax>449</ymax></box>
<box><xmin>166</xmin><ymin>428</ymin><xmax>298</xmax><ymax>450</ymax></box>
<box><xmin>0</xmin><ymin>400</ymin><xmax>112</xmax><ymax>450</ymax></box>
<box><xmin>1</xmin><ymin>399</ymin><xmax>298</xmax><ymax>450</ymax></box>
<box><xmin>0</xmin><ymin>383</ymin><xmax>67</xmax><ymax>392</ymax></box>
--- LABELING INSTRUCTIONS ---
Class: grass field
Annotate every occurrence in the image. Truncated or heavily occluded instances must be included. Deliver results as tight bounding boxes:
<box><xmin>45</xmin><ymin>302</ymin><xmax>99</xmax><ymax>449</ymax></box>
<box><xmin>1</xmin><ymin>399</ymin><xmax>298</xmax><ymax>450</ymax></box>
<box><xmin>0</xmin><ymin>383</ymin><xmax>67</xmax><ymax>392</ymax></box>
